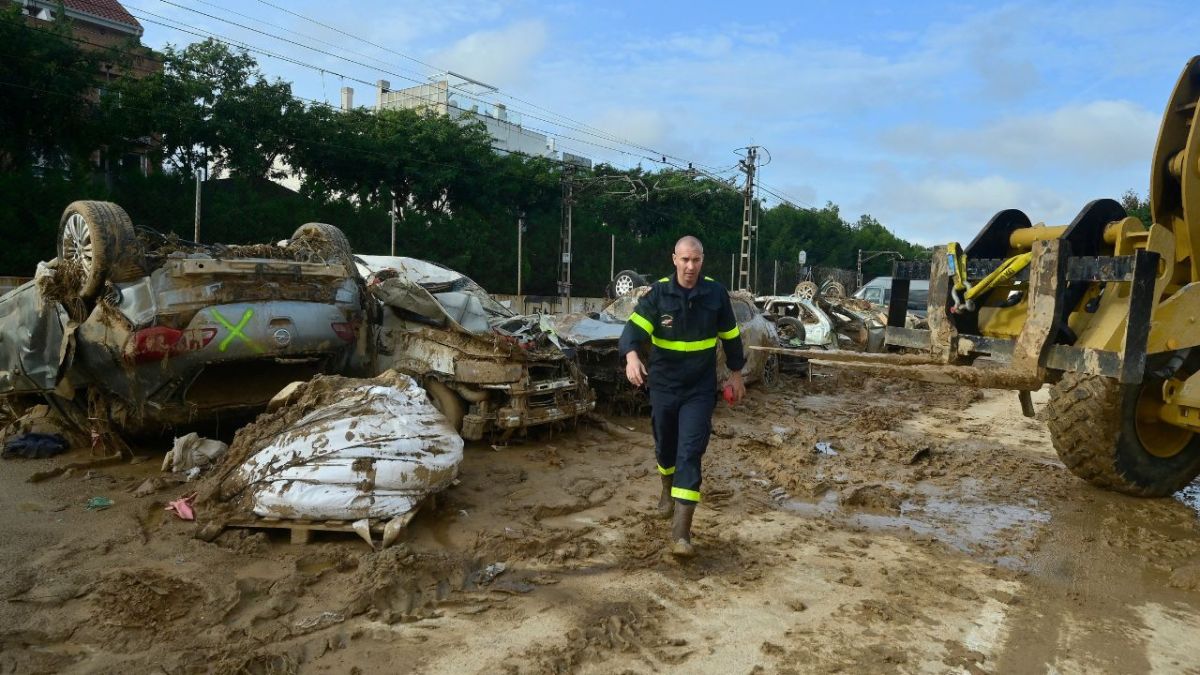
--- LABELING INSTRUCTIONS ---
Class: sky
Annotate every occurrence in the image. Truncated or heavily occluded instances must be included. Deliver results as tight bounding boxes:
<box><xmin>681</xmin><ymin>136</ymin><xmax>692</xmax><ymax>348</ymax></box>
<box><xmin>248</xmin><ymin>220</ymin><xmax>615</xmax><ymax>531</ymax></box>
<box><xmin>132</xmin><ymin>0</ymin><xmax>1200</xmax><ymax>246</ymax></box>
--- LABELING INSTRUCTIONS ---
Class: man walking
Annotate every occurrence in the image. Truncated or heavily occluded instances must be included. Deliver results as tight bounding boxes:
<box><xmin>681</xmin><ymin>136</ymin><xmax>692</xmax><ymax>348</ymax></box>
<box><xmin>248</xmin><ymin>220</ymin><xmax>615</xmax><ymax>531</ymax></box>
<box><xmin>619</xmin><ymin>235</ymin><xmax>746</xmax><ymax>557</ymax></box>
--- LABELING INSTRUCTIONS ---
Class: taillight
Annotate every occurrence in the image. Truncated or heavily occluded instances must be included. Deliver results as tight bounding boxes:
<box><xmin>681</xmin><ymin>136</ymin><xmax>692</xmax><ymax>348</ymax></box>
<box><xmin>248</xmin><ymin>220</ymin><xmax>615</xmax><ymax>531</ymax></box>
<box><xmin>331</xmin><ymin>322</ymin><xmax>356</xmax><ymax>342</ymax></box>
<box><xmin>128</xmin><ymin>326</ymin><xmax>217</xmax><ymax>362</ymax></box>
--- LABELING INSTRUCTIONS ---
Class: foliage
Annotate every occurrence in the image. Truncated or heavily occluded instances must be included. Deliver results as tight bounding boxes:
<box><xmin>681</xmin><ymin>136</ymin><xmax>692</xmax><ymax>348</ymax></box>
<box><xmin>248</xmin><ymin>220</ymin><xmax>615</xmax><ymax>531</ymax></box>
<box><xmin>1</xmin><ymin>24</ymin><xmax>931</xmax><ymax>296</ymax></box>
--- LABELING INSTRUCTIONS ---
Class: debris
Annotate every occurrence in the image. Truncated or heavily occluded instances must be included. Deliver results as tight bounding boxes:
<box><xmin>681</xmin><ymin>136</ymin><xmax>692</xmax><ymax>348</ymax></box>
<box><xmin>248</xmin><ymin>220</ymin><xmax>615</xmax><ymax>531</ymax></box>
<box><xmin>198</xmin><ymin>371</ymin><xmax>463</xmax><ymax>524</ymax></box>
<box><xmin>165</xmin><ymin>493</ymin><xmax>197</xmax><ymax>521</ymax></box>
<box><xmin>84</xmin><ymin>496</ymin><xmax>113</xmax><ymax>511</ymax></box>
<box><xmin>2</xmin><ymin>432</ymin><xmax>68</xmax><ymax>459</ymax></box>
<box><xmin>477</xmin><ymin>562</ymin><xmax>508</xmax><ymax>584</ymax></box>
<box><xmin>162</xmin><ymin>433</ymin><xmax>228</xmax><ymax>474</ymax></box>
<box><xmin>27</xmin><ymin>455</ymin><xmax>122</xmax><ymax>483</ymax></box>
<box><xmin>815</xmin><ymin>441</ymin><xmax>838</xmax><ymax>456</ymax></box>
<box><xmin>294</xmin><ymin>611</ymin><xmax>345</xmax><ymax>631</ymax></box>
<box><xmin>906</xmin><ymin>447</ymin><xmax>932</xmax><ymax>464</ymax></box>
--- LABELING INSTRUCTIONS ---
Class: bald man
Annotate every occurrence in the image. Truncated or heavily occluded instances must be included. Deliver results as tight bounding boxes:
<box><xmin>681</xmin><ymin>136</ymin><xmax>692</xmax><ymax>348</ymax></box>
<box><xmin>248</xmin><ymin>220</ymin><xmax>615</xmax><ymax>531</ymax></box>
<box><xmin>618</xmin><ymin>235</ymin><xmax>746</xmax><ymax>557</ymax></box>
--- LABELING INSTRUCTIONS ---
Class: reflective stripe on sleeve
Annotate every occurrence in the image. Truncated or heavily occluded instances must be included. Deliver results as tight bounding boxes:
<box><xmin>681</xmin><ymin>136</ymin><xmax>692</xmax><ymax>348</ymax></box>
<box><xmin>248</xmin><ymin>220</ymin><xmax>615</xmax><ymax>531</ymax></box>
<box><xmin>629</xmin><ymin>312</ymin><xmax>654</xmax><ymax>335</ymax></box>
<box><xmin>671</xmin><ymin>487</ymin><xmax>701</xmax><ymax>503</ymax></box>
<box><xmin>717</xmin><ymin>325</ymin><xmax>740</xmax><ymax>340</ymax></box>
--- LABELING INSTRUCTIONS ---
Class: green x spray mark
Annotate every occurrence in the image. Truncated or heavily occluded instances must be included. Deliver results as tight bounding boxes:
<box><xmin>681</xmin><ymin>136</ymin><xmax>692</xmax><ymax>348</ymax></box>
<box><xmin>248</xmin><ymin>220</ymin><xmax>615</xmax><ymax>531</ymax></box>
<box><xmin>211</xmin><ymin>308</ymin><xmax>264</xmax><ymax>353</ymax></box>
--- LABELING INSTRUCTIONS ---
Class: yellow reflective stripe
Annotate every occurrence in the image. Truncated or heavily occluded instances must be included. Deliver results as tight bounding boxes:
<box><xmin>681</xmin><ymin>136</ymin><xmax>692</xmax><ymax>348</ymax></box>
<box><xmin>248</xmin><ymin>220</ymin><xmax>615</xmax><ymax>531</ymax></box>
<box><xmin>651</xmin><ymin>336</ymin><xmax>717</xmax><ymax>352</ymax></box>
<box><xmin>704</xmin><ymin>276</ymin><xmax>714</xmax><ymax>281</ymax></box>
<box><xmin>657</xmin><ymin>465</ymin><xmax>676</xmax><ymax>476</ymax></box>
<box><xmin>629</xmin><ymin>311</ymin><xmax>654</xmax><ymax>335</ymax></box>
<box><xmin>671</xmin><ymin>487</ymin><xmax>701</xmax><ymax>502</ymax></box>
<box><xmin>717</xmin><ymin>325</ymin><xmax>740</xmax><ymax>340</ymax></box>
<box><xmin>658</xmin><ymin>277</ymin><xmax>669</xmax><ymax>282</ymax></box>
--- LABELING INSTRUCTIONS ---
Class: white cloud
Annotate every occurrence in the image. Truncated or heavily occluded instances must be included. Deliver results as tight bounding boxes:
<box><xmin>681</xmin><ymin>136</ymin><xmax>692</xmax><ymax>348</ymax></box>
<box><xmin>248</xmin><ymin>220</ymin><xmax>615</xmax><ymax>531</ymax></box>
<box><xmin>882</xmin><ymin>100</ymin><xmax>1159</xmax><ymax>172</ymax></box>
<box><xmin>432</xmin><ymin>20</ymin><xmax>548</xmax><ymax>89</ymax></box>
<box><xmin>588</xmin><ymin>108</ymin><xmax>670</xmax><ymax>148</ymax></box>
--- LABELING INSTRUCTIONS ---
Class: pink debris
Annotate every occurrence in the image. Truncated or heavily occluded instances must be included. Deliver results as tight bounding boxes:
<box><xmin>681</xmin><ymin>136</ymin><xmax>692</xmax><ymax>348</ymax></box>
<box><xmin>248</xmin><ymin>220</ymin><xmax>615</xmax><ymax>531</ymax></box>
<box><xmin>165</xmin><ymin>493</ymin><xmax>197</xmax><ymax>521</ymax></box>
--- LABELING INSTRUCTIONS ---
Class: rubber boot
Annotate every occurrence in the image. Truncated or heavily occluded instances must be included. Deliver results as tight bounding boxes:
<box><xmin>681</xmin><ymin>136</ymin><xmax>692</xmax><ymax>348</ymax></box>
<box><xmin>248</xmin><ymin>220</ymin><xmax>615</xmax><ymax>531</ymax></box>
<box><xmin>656</xmin><ymin>474</ymin><xmax>675</xmax><ymax>519</ymax></box>
<box><xmin>669</xmin><ymin>501</ymin><xmax>697</xmax><ymax>558</ymax></box>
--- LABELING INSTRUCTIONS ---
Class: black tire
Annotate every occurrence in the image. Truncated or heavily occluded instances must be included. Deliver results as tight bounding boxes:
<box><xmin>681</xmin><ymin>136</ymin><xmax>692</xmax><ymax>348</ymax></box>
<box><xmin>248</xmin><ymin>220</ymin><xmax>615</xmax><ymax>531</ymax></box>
<box><xmin>57</xmin><ymin>201</ymin><xmax>143</xmax><ymax>299</ymax></box>
<box><xmin>291</xmin><ymin>223</ymin><xmax>355</xmax><ymax>273</ymax></box>
<box><xmin>776</xmin><ymin>316</ymin><xmax>806</xmax><ymax>345</ymax></box>
<box><xmin>612</xmin><ymin>270</ymin><xmax>647</xmax><ymax>297</ymax></box>
<box><xmin>1047</xmin><ymin>371</ymin><xmax>1200</xmax><ymax>496</ymax></box>
<box><xmin>424</xmin><ymin>378</ymin><xmax>465</xmax><ymax>432</ymax></box>
<box><xmin>760</xmin><ymin>354</ymin><xmax>780</xmax><ymax>389</ymax></box>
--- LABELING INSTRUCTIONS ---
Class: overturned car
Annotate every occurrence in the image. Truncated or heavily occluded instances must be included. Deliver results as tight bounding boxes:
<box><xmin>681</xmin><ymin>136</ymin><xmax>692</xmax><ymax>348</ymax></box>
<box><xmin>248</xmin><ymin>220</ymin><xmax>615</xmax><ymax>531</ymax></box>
<box><xmin>356</xmin><ymin>255</ymin><xmax>594</xmax><ymax>441</ymax></box>
<box><xmin>0</xmin><ymin>201</ymin><xmax>362</xmax><ymax>439</ymax></box>
<box><xmin>547</xmin><ymin>286</ymin><xmax>779</xmax><ymax>409</ymax></box>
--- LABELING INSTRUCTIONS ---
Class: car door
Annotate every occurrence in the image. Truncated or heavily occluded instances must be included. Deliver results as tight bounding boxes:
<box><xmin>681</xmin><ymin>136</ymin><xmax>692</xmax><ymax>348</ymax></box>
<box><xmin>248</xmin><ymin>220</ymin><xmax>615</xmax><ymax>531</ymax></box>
<box><xmin>0</xmin><ymin>282</ymin><xmax>70</xmax><ymax>393</ymax></box>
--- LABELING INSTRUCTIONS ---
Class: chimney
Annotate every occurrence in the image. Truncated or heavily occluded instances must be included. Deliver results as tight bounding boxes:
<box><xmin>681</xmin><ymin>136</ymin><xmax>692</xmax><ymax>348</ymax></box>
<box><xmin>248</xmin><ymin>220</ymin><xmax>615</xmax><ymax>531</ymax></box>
<box><xmin>376</xmin><ymin>79</ymin><xmax>390</xmax><ymax>110</ymax></box>
<box><xmin>340</xmin><ymin>86</ymin><xmax>354</xmax><ymax>111</ymax></box>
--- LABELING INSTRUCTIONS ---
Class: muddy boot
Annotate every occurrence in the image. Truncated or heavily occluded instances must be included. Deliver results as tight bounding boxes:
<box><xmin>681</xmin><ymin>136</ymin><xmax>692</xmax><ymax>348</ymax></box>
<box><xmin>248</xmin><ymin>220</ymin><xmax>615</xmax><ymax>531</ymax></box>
<box><xmin>656</xmin><ymin>475</ymin><xmax>675</xmax><ymax>519</ymax></box>
<box><xmin>669</xmin><ymin>501</ymin><xmax>696</xmax><ymax>558</ymax></box>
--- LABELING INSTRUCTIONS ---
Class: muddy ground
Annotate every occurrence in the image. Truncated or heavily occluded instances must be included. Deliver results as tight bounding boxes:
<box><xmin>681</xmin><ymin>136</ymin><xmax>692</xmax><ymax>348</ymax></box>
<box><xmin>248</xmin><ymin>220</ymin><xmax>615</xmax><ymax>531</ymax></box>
<box><xmin>2</xmin><ymin>368</ymin><xmax>1200</xmax><ymax>674</ymax></box>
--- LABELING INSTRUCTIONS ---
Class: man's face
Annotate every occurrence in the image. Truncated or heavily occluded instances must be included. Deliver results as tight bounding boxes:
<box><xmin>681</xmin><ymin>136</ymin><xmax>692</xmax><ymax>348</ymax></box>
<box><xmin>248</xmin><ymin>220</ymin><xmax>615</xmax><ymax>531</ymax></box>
<box><xmin>673</xmin><ymin>244</ymin><xmax>704</xmax><ymax>288</ymax></box>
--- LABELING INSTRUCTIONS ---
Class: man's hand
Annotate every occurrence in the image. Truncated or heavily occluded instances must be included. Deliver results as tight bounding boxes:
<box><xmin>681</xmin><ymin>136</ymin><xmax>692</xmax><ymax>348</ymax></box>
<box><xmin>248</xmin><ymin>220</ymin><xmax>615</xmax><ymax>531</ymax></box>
<box><xmin>725</xmin><ymin>370</ymin><xmax>746</xmax><ymax>404</ymax></box>
<box><xmin>625</xmin><ymin>352</ymin><xmax>648</xmax><ymax>387</ymax></box>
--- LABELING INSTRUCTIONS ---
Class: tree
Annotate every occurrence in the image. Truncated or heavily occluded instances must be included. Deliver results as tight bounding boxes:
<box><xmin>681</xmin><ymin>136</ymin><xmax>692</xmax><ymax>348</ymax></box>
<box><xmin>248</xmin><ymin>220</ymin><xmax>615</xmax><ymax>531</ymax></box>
<box><xmin>1121</xmin><ymin>189</ymin><xmax>1151</xmax><ymax>227</ymax></box>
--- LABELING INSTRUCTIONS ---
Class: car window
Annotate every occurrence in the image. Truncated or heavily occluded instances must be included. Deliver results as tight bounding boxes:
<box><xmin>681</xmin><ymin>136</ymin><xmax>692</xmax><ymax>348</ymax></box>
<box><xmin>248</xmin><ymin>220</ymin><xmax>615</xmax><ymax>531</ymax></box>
<box><xmin>732</xmin><ymin>298</ymin><xmax>754</xmax><ymax>323</ymax></box>
<box><xmin>863</xmin><ymin>288</ymin><xmax>882</xmax><ymax>303</ymax></box>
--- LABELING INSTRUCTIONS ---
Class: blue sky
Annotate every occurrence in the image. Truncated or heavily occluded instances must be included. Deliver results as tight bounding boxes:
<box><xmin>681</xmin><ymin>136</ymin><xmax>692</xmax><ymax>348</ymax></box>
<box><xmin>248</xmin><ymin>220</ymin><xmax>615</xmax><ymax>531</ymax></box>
<box><xmin>134</xmin><ymin>0</ymin><xmax>1200</xmax><ymax>245</ymax></box>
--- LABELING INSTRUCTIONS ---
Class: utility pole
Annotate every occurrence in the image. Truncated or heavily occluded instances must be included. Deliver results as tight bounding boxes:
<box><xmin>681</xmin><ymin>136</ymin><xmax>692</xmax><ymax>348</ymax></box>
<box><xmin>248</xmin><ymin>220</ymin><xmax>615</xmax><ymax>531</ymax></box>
<box><xmin>390</xmin><ymin>195</ymin><xmax>397</xmax><ymax>256</ymax></box>
<box><xmin>558</xmin><ymin>165</ymin><xmax>576</xmax><ymax>311</ymax></box>
<box><xmin>773</xmin><ymin>259</ymin><xmax>778</xmax><ymax>295</ymax></box>
<box><xmin>193</xmin><ymin>170</ymin><xmax>202</xmax><ymax>243</ymax></box>
<box><xmin>517</xmin><ymin>210</ymin><xmax>525</xmax><ymax>295</ymax></box>
<box><xmin>856</xmin><ymin>249</ymin><xmax>904</xmax><ymax>290</ymax></box>
<box><xmin>609</xmin><ymin>233</ymin><xmax>615</xmax><ymax>281</ymax></box>
<box><xmin>737</xmin><ymin>146</ymin><xmax>759</xmax><ymax>292</ymax></box>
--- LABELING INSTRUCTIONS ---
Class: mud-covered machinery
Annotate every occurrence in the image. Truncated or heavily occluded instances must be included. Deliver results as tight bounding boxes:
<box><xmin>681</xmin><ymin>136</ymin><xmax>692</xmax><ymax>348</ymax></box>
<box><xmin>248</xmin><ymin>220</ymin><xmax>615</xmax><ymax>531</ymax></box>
<box><xmin>763</xmin><ymin>56</ymin><xmax>1200</xmax><ymax>497</ymax></box>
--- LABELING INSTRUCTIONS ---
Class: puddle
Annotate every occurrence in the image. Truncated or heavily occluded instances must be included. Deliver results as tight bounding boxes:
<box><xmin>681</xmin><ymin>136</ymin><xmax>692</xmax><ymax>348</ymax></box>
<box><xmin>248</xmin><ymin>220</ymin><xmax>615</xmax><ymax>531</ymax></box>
<box><xmin>782</xmin><ymin>483</ymin><xmax>1050</xmax><ymax>567</ymax></box>
<box><xmin>1176</xmin><ymin>482</ymin><xmax>1200</xmax><ymax>519</ymax></box>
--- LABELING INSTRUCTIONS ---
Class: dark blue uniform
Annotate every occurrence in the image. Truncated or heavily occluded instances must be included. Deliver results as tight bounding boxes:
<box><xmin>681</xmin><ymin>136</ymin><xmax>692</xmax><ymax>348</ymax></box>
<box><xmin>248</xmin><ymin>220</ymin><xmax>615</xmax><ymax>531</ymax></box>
<box><xmin>618</xmin><ymin>275</ymin><xmax>745</xmax><ymax>505</ymax></box>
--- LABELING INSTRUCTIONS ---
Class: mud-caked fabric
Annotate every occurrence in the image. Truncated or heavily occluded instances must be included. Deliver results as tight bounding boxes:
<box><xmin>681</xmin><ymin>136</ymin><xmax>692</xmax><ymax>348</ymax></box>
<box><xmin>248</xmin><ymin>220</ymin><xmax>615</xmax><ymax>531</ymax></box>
<box><xmin>617</xmin><ymin>275</ymin><xmax>745</xmax><ymax>393</ymax></box>
<box><xmin>650</xmin><ymin>382</ymin><xmax>716</xmax><ymax>505</ymax></box>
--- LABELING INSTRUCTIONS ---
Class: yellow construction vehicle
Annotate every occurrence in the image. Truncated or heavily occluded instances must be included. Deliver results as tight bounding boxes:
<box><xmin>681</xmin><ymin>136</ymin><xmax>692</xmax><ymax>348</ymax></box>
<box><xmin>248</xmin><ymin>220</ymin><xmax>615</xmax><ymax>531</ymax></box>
<box><xmin>759</xmin><ymin>56</ymin><xmax>1200</xmax><ymax>497</ymax></box>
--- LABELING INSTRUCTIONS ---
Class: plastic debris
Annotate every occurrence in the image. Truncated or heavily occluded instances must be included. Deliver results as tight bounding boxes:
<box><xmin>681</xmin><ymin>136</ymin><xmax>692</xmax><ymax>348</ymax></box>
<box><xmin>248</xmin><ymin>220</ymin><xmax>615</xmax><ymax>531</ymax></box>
<box><xmin>477</xmin><ymin>562</ymin><xmax>508</xmax><ymax>584</ymax></box>
<box><xmin>84</xmin><ymin>496</ymin><xmax>114</xmax><ymax>511</ymax></box>
<box><xmin>162</xmin><ymin>433</ymin><xmax>228</xmax><ymax>474</ymax></box>
<box><xmin>165</xmin><ymin>493</ymin><xmax>197</xmax><ymax>520</ymax></box>
<box><xmin>815</xmin><ymin>441</ymin><xmax>838</xmax><ymax>456</ymax></box>
<box><xmin>2</xmin><ymin>433</ymin><xmax>68</xmax><ymax>459</ymax></box>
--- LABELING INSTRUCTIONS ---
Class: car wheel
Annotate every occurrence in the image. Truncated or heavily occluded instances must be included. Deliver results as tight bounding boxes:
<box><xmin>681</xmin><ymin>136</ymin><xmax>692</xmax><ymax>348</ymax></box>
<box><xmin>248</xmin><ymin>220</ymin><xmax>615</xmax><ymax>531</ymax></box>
<box><xmin>57</xmin><ymin>201</ymin><xmax>143</xmax><ymax>300</ymax></box>
<box><xmin>820</xmin><ymin>281</ymin><xmax>846</xmax><ymax>298</ymax></box>
<box><xmin>776</xmin><ymin>316</ymin><xmax>806</xmax><ymax>345</ymax></box>
<box><xmin>613</xmin><ymin>270</ymin><xmax>646</xmax><ymax>297</ymax></box>
<box><xmin>291</xmin><ymin>223</ymin><xmax>355</xmax><ymax>273</ymax></box>
<box><xmin>794</xmin><ymin>281</ymin><xmax>819</xmax><ymax>300</ymax></box>
<box><xmin>761</xmin><ymin>354</ymin><xmax>780</xmax><ymax>389</ymax></box>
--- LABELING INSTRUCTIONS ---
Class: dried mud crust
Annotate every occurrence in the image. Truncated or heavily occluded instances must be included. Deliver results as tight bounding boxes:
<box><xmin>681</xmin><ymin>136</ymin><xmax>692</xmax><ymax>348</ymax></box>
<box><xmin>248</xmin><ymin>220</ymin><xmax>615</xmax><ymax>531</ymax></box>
<box><xmin>1047</xmin><ymin>371</ymin><xmax>1200</xmax><ymax>497</ymax></box>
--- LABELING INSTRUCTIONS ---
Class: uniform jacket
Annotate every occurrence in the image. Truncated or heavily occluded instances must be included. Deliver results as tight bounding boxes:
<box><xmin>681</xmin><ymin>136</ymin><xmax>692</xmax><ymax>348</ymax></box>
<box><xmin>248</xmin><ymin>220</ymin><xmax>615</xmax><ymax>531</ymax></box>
<box><xmin>618</xmin><ymin>274</ymin><xmax>746</xmax><ymax>393</ymax></box>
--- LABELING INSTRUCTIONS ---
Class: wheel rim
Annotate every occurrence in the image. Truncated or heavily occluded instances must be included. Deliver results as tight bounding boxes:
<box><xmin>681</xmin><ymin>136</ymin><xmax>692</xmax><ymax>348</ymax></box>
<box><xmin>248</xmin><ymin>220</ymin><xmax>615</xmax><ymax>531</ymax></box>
<box><xmin>795</xmin><ymin>282</ymin><xmax>817</xmax><ymax>300</ymax></box>
<box><xmin>615</xmin><ymin>276</ymin><xmax>634</xmax><ymax>296</ymax></box>
<box><xmin>1135</xmin><ymin>383</ymin><xmax>1192</xmax><ymax>458</ymax></box>
<box><xmin>62</xmin><ymin>213</ymin><xmax>95</xmax><ymax>280</ymax></box>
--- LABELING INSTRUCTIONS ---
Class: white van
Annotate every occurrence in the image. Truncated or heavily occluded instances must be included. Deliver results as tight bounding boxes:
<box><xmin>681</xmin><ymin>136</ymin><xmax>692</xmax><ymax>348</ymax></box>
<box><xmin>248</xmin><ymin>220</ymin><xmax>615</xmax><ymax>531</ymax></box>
<box><xmin>854</xmin><ymin>276</ymin><xmax>930</xmax><ymax>316</ymax></box>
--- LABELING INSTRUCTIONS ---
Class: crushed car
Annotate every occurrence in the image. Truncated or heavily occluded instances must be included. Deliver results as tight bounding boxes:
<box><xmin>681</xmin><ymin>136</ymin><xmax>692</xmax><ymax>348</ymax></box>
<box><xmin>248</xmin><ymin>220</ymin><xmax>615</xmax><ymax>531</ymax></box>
<box><xmin>0</xmin><ymin>201</ymin><xmax>363</xmax><ymax>441</ymax></box>
<box><xmin>356</xmin><ymin>255</ymin><xmax>595</xmax><ymax>442</ymax></box>
<box><xmin>547</xmin><ymin>286</ymin><xmax>780</xmax><ymax>409</ymax></box>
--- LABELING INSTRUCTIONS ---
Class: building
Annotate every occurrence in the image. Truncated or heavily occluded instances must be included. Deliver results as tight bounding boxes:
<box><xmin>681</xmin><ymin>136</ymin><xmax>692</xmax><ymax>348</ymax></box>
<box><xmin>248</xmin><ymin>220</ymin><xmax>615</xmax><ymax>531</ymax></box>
<box><xmin>351</xmin><ymin>74</ymin><xmax>591</xmax><ymax>168</ymax></box>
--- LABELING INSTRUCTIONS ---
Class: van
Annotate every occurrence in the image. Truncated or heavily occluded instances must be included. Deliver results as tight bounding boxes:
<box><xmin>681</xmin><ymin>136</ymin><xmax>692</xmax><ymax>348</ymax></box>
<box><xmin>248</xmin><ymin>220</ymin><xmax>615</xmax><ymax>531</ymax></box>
<box><xmin>854</xmin><ymin>276</ymin><xmax>930</xmax><ymax>316</ymax></box>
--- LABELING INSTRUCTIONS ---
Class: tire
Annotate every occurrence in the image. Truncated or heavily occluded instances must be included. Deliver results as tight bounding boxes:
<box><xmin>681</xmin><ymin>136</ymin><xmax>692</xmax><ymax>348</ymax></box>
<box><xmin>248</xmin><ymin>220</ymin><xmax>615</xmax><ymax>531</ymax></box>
<box><xmin>1047</xmin><ymin>371</ymin><xmax>1200</xmax><ymax>496</ymax></box>
<box><xmin>424</xmin><ymin>378</ymin><xmax>465</xmax><ymax>432</ymax></box>
<box><xmin>760</xmin><ymin>354</ymin><xmax>780</xmax><ymax>389</ymax></box>
<box><xmin>821</xmin><ymin>281</ymin><xmax>846</xmax><ymax>299</ymax></box>
<box><xmin>57</xmin><ymin>201</ymin><xmax>143</xmax><ymax>299</ymax></box>
<box><xmin>776</xmin><ymin>316</ymin><xmax>806</xmax><ymax>345</ymax></box>
<box><xmin>794</xmin><ymin>281</ymin><xmax>819</xmax><ymax>300</ymax></box>
<box><xmin>291</xmin><ymin>223</ymin><xmax>355</xmax><ymax>273</ymax></box>
<box><xmin>612</xmin><ymin>270</ymin><xmax>646</xmax><ymax>297</ymax></box>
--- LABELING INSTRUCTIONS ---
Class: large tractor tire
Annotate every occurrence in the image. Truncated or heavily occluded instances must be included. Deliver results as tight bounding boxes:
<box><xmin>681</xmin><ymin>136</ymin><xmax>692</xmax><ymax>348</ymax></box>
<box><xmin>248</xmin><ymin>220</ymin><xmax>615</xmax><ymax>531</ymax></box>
<box><xmin>57</xmin><ymin>201</ymin><xmax>143</xmax><ymax>300</ymax></box>
<box><xmin>1047</xmin><ymin>371</ymin><xmax>1200</xmax><ymax>497</ymax></box>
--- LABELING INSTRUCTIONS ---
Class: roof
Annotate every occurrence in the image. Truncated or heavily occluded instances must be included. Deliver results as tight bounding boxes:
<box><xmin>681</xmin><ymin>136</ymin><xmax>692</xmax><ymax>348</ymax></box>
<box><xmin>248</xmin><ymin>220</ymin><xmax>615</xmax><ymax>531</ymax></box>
<box><xmin>61</xmin><ymin>0</ymin><xmax>142</xmax><ymax>33</ymax></box>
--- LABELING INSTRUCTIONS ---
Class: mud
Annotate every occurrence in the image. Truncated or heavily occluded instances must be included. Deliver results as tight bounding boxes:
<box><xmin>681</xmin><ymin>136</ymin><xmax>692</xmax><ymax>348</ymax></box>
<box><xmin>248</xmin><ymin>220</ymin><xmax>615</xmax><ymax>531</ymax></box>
<box><xmin>1</xmin><ymin>367</ymin><xmax>1199</xmax><ymax>673</ymax></box>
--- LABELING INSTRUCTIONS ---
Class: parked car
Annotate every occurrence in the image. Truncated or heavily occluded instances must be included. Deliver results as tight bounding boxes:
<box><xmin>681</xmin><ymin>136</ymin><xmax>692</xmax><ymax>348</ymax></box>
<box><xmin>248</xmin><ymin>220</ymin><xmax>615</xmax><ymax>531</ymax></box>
<box><xmin>547</xmin><ymin>286</ymin><xmax>780</xmax><ymax>409</ymax></box>
<box><xmin>356</xmin><ymin>255</ymin><xmax>595</xmax><ymax>441</ymax></box>
<box><xmin>854</xmin><ymin>276</ymin><xmax>930</xmax><ymax>318</ymax></box>
<box><xmin>0</xmin><ymin>201</ymin><xmax>363</xmax><ymax>438</ymax></box>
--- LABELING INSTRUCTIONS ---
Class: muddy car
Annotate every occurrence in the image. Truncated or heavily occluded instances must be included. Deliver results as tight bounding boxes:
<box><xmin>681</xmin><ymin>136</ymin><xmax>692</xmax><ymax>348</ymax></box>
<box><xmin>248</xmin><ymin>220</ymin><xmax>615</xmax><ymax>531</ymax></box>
<box><xmin>0</xmin><ymin>201</ymin><xmax>362</xmax><ymax>437</ymax></box>
<box><xmin>754</xmin><ymin>295</ymin><xmax>836</xmax><ymax>349</ymax></box>
<box><xmin>356</xmin><ymin>255</ymin><xmax>594</xmax><ymax>441</ymax></box>
<box><xmin>548</xmin><ymin>286</ymin><xmax>779</xmax><ymax>408</ymax></box>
